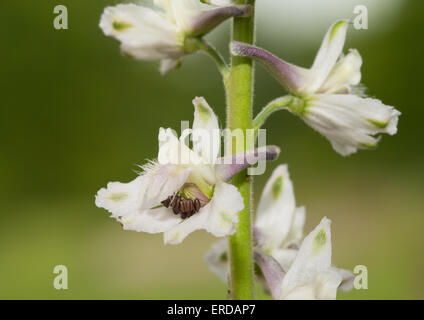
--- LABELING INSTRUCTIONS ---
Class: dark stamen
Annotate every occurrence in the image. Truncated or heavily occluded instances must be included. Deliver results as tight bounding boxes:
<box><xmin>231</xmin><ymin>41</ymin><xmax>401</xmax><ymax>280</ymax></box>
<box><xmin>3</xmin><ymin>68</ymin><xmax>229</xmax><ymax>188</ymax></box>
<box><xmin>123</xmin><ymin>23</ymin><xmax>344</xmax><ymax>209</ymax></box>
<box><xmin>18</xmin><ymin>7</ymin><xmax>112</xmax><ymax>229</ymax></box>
<box><xmin>161</xmin><ymin>194</ymin><xmax>203</xmax><ymax>220</ymax></box>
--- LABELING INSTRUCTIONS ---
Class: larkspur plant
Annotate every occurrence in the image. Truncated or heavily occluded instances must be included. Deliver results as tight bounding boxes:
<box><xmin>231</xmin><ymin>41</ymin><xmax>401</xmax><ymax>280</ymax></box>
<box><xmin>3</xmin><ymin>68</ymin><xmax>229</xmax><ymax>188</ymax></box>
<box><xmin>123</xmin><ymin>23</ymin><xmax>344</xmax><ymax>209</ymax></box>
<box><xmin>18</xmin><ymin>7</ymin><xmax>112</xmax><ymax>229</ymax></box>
<box><xmin>96</xmin><ymin>0</ymin><xmax>400</xmax><ymax>300</ymax></box>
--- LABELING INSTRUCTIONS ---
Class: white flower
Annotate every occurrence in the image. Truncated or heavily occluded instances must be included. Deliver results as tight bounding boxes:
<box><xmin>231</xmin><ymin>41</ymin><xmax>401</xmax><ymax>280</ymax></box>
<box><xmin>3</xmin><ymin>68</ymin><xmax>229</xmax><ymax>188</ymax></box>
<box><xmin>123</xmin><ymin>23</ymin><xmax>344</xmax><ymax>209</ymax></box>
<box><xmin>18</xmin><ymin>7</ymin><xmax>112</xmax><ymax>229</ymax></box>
<box><xmin>95</xmin><ymin>97</ymin><xmax>280</xmax><ymax>244</ymax></box>
<box><xmin>100</xmin><ymin>1</ymin><xmax>250</xmax><ymax>74</ymax></box>
<box><xmin>205</xmin><ymin>165</ymin><xmax>354</xmax><ymax>295</ymax></box>
<box><xmin>257</xmin><ymin>218</ymin><xmax>345</xmax><ymax>300</ymax></box>
<box><xmin>205</xmin><ymin>165</ymin><xmax>303</xmax><ymax>281</ymax></box>
<box><xmin>231</xmin><ymin>20</ymin><xmax>401</xmax><ymax>156</ymax></box>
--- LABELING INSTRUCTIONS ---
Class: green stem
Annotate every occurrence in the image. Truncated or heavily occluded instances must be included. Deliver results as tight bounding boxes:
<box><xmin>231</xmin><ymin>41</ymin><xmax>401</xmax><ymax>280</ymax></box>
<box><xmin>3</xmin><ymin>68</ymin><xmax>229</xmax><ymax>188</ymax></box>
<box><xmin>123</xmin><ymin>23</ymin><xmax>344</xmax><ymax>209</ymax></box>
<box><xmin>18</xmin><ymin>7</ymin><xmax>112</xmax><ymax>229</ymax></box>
<box><xmin>227</xmin><ymin>0</ymin><xmax>256</xmax><ymax>300</ymax></box>
<box><xmin>252</xmin><ymin>95</ymin><xmax>294</xmax><ymax>134</ymax></box>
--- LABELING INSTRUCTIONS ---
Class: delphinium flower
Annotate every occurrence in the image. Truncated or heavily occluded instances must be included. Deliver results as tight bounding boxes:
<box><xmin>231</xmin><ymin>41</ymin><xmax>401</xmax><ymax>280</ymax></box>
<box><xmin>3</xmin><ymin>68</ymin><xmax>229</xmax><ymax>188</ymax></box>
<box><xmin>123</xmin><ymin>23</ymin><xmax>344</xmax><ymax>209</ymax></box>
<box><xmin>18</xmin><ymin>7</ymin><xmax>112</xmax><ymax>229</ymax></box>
<box><xmin>95</xmin><ymin>97</ymin><xmax>280</xmax><ymax>244</ymax></box>
<box><xmin>100</xmin><ymin>0</ymin><xmax>250</xmax><ymax>74</ymax></box>
<box><xmin>231</xmin><ymin>20</ymin><xmax>401</xmax><ymax>156</ymax></box>
<box><xmin>205</xmin><ymin>165</ymin><xmax>353</xmax><ymax>298</ymax></box>
<box><xmin>257</xmin><ymin>218</ymin><xmax>345</xmax><ymax>300</ymax></box>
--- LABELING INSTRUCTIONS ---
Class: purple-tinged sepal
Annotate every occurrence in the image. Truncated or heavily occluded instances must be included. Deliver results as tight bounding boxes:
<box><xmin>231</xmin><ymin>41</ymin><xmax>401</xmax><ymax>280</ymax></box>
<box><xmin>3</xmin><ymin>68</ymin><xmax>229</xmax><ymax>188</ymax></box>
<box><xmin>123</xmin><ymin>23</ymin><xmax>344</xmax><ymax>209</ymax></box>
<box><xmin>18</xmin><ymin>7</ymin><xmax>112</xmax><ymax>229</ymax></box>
<box><xmin>231</xmin><ymin>41</ymin><xmax>311</xmax><ymax>95</ymax></box>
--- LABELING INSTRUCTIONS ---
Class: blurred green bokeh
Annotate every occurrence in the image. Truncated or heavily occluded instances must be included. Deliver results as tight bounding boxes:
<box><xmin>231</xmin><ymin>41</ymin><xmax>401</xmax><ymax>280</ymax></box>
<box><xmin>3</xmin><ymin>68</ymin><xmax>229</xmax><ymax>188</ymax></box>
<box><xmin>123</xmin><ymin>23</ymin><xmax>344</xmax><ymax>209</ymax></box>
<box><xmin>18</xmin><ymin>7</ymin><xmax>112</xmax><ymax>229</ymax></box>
<box><xmin>1</xmin><ymin>0</ymin><xmax>423</xmax><ymax>299</ymax></box>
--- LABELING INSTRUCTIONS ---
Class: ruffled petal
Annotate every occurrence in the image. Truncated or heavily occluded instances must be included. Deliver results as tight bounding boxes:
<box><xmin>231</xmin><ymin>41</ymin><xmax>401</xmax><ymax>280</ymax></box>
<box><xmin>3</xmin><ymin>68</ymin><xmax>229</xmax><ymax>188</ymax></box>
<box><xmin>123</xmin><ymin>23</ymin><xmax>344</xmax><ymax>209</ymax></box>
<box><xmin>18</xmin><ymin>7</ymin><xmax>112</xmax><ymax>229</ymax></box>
<box><xmin>192</xmin><ymin>97</ymin><xmax>220</xmax><ymax>164</ymax></box>
<box><xmin>95</xmin><ymin>176</ymin><xmax>145</xmax><ymax>218</ymax></box>
<box><xmin>255</xmin><ymin>165</ymin><xmax>296</xmax><ymax>251</ymax></box>
<box><xmin>302</xmin><ymin>94</ymin><xmax>401</xmax><ymax>156</ymax></box>
<box><xmin>231</xmin><ymin>41</ymin><xmax>311</xmax><ymax>94</ymax></box>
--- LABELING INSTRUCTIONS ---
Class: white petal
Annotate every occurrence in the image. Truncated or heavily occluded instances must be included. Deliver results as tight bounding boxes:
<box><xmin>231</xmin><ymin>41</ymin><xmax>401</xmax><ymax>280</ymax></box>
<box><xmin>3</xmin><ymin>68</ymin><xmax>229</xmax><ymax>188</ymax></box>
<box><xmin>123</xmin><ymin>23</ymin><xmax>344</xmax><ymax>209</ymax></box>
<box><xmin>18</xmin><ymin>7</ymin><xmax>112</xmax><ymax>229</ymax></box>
<box><xmin>205</xmin><ymin>182</ymin><xmax>243</xmax><ymax>237</ymax></box>
<box><xmin>164</xmin><ymin>208</ymin><xmax>209</xmax><ymax>244</ymax></box>
<box><xmin>95</xmin><ymin>176</ymin><xmax>145</xmax><ymax>218</ymax></box>
<box><xmin>159</xmin><ymin>58</ymin><xmax>181</xmax><ymax>74</ymax></box>
<box><xmin>270</xmin><ymin>248</ymin><xmax>298</xmax><ymax>272</ymax></box>
<box><xmin>168</xmin><ymin>0</ymin><xmax>201</xmax><ymax>31</ymax></box>
<box><xmin>304</xmin><ymin>20</ymin><xmax>350</xmax><ymax>94</ymax></box>
<box><xmin>303</xmin><ymin>94</ymin><xmax>401</xmax><ymax>156</ymax></box>
<box><xmin>319</xmin><ymin>49</ymin><xmax>363</xmax><ymax>94</ymax></box>
<box><xmin>192</xmin><ymin>97</ymin><xmax>221</xmax><ymax>164</ymax></box>
<box><xmin>204</xmin><ymin>239</ymin><xmax>229</xmax><ymax>282</ymax></box>
<box><xmin>158</xmin><ymin>127</ymin><xmax>205</xmax><ymax>165</ymax></box>
<box><xmin>281</xmin><ymin>206</ymin><xmax>306</xmax><ymax>249</ymax></box>
<box><xmin>279</xmin><ymin>217</ymin><xmax>342</xmax><ymax>300</ymax></box>
<box><xmin>255</xmin><ymin>165</ymin><xmax>296</xmax><ymax>251</ymax></box>
<box><xmin>334</xmin><ymin>267</ymin><xmax>355</xmax><ymax>292</ymax></box>
<box><xmin>158</xmin><ymin>127</ymin><xmax>217</xmax><ymax>186</ymax></box>
<box><xmin>139</xmin><ymin>162</ymin><xmax>191</xmax><ymax>206</ymax></box>
<box><xmin>99</xmin><ymin>4</ymin><xmax>180</xmax><ymax>60</ymax></box>
<box><xmin>120</xmin><ymin>207</ymin><xmax>182</xmax><ymax>233</ymax></box>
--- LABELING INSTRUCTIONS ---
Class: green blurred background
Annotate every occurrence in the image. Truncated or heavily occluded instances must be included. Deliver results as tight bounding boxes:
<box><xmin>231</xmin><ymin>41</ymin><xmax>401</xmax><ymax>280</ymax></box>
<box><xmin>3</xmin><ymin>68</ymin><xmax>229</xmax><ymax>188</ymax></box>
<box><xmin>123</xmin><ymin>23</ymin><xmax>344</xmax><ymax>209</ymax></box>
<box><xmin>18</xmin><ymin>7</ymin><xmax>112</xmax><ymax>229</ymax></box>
<box><xmin>1</xmin><ymin>0</ymin><xmax>423</xmax><ymax>299</ymax></box>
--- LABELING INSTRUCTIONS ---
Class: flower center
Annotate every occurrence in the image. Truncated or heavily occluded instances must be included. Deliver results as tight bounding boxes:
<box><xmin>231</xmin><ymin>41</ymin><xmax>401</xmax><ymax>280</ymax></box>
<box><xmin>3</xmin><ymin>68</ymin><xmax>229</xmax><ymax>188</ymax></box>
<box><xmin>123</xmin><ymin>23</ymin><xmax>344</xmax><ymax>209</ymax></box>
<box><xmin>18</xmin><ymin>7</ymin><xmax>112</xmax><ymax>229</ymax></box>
<box><xmin>161</xmin><ymin>195</ymin><xmax>201</xmax><ymax>220</ymax></box>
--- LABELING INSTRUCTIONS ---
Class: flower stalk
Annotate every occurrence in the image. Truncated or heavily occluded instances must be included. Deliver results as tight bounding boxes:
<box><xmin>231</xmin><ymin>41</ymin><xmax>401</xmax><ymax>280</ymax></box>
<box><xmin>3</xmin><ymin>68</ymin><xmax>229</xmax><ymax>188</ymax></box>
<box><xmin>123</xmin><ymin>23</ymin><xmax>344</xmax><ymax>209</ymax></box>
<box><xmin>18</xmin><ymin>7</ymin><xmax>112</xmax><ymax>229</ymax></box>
<box><xmin>227</xmin><ymin>0</ymin><xmax>256</xmax><ymax>300</ymax></box>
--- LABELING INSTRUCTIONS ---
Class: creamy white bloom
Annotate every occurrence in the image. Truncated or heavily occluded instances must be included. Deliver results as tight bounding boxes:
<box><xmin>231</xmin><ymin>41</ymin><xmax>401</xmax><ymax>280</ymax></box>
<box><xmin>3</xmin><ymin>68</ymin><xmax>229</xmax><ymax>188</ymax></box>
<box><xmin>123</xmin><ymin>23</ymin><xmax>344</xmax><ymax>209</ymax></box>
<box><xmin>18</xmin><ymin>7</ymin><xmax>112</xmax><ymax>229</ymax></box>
<box><xmin>205</xmin><ymin>165</ymin><xmax>303</xmax><ymax>280</ymax></box>
<box><xmin>257</xmin><ymin>217</ymin><xmax>344</xmax><ymax>300</ymax></box>
<box><xmin>231</xmin><ymin>20</ymin><xmax>401</xmax><ymax>156</ymax></box>
<box><xmin>254</xmin><ymin>165</ymin><xmax>305</xmax><ymax>270</ymax></box>
<box><xmin>96</xmin><ymin>97</ymin><xmax>280</xmax><ymax>244</ymax></box>
<box><xmin>100</xmin><ymin>1</ymin><xmax>250</xmax><ymax>74</ymax></box>
<box><xmin>205</xmin><ymin>165</ymin><xmax>354</xmax><ymax>295</ymax></box>
<box><xmin>278</xmin><ymin>218</ymin><xmax>341</xmax><ymax>300</ymax></box>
